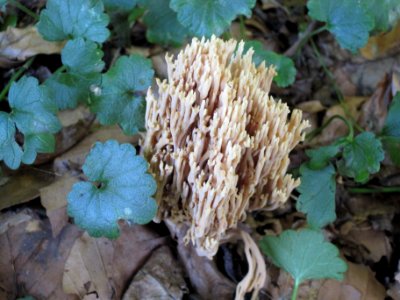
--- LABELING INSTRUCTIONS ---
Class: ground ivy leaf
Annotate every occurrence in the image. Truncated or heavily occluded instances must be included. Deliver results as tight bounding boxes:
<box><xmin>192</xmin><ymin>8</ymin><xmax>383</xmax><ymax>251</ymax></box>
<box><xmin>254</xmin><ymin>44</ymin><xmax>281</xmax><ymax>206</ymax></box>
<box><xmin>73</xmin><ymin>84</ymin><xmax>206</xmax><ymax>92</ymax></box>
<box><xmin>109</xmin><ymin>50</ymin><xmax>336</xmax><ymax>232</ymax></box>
<box><xmin>142</xmin><ymin>0</ymin><xmax>188</xmax><ymax>47</ymax></box>
<box><xmin>307</xmin><ymin>0</ymin><xmax>374</xmax><ymax>52</ymax></box>
<box><xmin>0</xmin><ymin>112</ymin><xmax>23</xmax><ymax>170</ymax></box>
<box><xmin>260</xmin><ymin>229</ymin><xmax>347</xmax><ymax>285</ymax></box>
<box><xmin>365</xmin><ymin>0</ymin><xmax>397</xmax><ymax>32</ymax></box>
<box><xmin>383</xmin><ymin>137</ymin><xmax>400</xmax><ymax>167</ymax></box>
<box><xmin>43</xmin><ymin>72</ymin><xmax>101</xmax><ymax>110</ymax></box>
<box><xmin>22</xmin><ymin>133</ymin><xmax>55</xmax><ymax>164</ymax></box>
<box><xmin>103</xmin><ymin>0</ymin><xmax>138</xmax><ymax>11</ymax></box>
<box><xmin>297</xmin><ymin>163</ymin><xmax>336</xmax><ymax>228</ymax></box>
<box><xmin>170</xmin><ymin>0</ymin><xmax>256</xmax><ymax>37</ymax></box>
<box><xmin>244</xmin><ymin>40</ymin><xmax>296</xmax><ymax>87</ymax></box>
<box><xmin>90</xmin><ymin>55</ymin><xmax>154</xmax><ymax>135</ymax></box>
<box><xmin>67</xmin><ymin>140</ymin><xmax>157</xmax><ymax>238</ymax></box>
<box><xmin>37</xmin><ymin>0</ymin><xmax>110</xmax><ymax>43</ymax></box>
<box><xmin>306</xmin><ymin>144</ymin><xmax>341</xmax><ymax>169</ymax></box>
<box><xmin>8</xmin><ymin>76</ymin><xmax>61</xmax><ymax>135</ymax></box>
<box><xmin>382</xmin><ymin>92</ymin><xmax>400</xmax><ymax>138</ymax></box>
<box><xmin>62</xmin><ymin>38</ymin><xmax>105</xmax><ymax>74</ymax></box>
<box><xmin>338</xmin><ymin>132</ymin><xmax>384</xmax><ymax>183</ymax></box>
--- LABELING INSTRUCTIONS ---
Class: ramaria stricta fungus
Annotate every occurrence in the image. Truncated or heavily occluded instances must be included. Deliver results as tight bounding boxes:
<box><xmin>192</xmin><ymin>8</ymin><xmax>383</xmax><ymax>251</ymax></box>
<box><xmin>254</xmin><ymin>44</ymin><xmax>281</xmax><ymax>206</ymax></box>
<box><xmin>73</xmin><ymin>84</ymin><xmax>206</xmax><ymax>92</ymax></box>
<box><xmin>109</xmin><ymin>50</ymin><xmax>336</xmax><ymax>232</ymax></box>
<box><xmin>141</xmin><ymin>36</ymin><xmax>309</xmax><ymax>298</ymax></box>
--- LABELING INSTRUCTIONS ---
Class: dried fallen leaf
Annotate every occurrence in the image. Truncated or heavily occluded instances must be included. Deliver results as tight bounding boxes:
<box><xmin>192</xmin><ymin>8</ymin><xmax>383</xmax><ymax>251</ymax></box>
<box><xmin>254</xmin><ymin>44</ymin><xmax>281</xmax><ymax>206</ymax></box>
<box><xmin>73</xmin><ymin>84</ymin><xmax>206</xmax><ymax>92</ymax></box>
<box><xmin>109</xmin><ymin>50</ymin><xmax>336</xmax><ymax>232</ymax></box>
<box><xmin>63</xmin><ymin>224</ymin><xmax>166</xmax><ymax>299</ymax></box>
<box><xmin>40</xmin><ymin>175</ymin><xmax>78</xmax><ymax>237</ymax></box>
<box><xmin>0</xmin><ymin>209</ymin><xmax>81</xmax><ymax>300</ymax></box>
<box><xmin>0</xmin><ymin>26</ymin><xmax>64</xmax><ymax>68</ymax></box>
<box><xmin>360</xmin><ymin>22</ymin><xmax>400</xmax><ymax>60</ymax></box>
<box><xmin>0</xmin><ymin>168</ymin><xmax>54</xmax><ymax>210</ymax></box>
<box><xmin>316</xmin><ymin>261</ymin><xmax>386</xmax><ymax>300</ymax></box>
<box><xmin>166</xmin><ymin>220</ymin><xmax>236</xmax><ymax>299</ymax></box>
<box><xmin>122</xmin><ymin>245</ymin><xmax>188</xmax><ymax>299</ymax></box>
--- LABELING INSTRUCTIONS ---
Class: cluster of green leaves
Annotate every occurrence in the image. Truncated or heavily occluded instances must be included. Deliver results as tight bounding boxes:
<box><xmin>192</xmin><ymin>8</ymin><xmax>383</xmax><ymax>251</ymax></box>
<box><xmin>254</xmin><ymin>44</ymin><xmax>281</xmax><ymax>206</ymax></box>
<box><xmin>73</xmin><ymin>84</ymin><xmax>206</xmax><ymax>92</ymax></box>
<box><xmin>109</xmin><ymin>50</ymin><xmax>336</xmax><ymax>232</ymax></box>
<box><xmin>260</xmin><ymin>94</ymin><xmax>400</xmax><ymax>298</ymax></box>
<box><xmin>297</xmin><ymin>94</ymin><xmax>400</xmax><ymax>229</ymax></box>
<box><xmin>307</xmin><ymin>0</ymin><xmax>399</xmax><ymax>52</ymax></box>
<box><xmin>0</xmin><ymin>77</ymin><xmax>61</xmax><ymax>169</ymax></box>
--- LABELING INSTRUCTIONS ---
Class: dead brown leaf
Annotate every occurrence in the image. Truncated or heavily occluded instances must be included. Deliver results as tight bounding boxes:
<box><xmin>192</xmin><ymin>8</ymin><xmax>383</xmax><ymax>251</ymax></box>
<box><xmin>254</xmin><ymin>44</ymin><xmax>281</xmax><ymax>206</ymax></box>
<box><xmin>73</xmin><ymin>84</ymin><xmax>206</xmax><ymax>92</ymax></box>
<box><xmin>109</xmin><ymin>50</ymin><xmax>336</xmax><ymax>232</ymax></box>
<box><xmin>122</xmin><ymin>245</ymin><xmax>188</xmax><ymax>299</ymax></box>
<box><xmin>63</xmin><ymin>224</ymin><xmax>166</xmax><ymax>299</ymax></box>
<box><xmin>0</xmin><ymin>26</ymin><xmax>64</xmax><ymax>68</ymax></box>
<box><xmin>40</xmin><ymin>175</ymin><xmax>78</xmax><ymax>237</ymax></box>
<box><xmin>0</xmin><ymin>168</ymin><xmax>54</xmax><ymax>210</ymax></box>
<box><xmin>166</xmin><ymin>220</ymin><xmax>236</xmax><ymax>300</ymax></box>
<box><xmin>360</xmin><ymin>22</ymin><xmax>400</xmax><ymax>60</ymax></box>
<box><xmin>317</xmin><ymin>261</ymin><xmax>386</xmax><ymax>300</ymax></box>
<box><xmin>0</xmin><ymin>209</ymin><xmax>81</xmax><ymax>299</ymax></box>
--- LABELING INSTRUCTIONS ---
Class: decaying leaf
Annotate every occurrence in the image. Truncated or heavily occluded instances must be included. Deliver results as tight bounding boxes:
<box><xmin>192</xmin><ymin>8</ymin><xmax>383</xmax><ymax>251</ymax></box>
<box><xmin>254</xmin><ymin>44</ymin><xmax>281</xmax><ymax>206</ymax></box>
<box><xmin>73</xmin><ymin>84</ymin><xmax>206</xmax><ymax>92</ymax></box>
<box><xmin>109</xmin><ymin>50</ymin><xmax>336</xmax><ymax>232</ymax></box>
<box><xmin>0</xmin><ymin>209</ymin><xmax>81</xmax><ymax>300</ymax></box>
<box><xmin>40</xmin><ymin>175</ymin><xmax>78</xmax><ymax>237</ymax></box>
<box><xmin>0</xmin><ymin>26</ymin><xmax>64</xmax><ymax>68</ymax></box>
<box><xmin>122</xmin><ymin>245</ymin><xmax>188</xmax><ymax>300</ymax></box>
<box><xmin>0</xmin><ymin>168</ymin><xmax>54</xmax><ymax>210</ymax></box>
<box><xmin>62</xmin><ymin>224</ymin><xmax>166</xmax><ymax>299</ymax></box>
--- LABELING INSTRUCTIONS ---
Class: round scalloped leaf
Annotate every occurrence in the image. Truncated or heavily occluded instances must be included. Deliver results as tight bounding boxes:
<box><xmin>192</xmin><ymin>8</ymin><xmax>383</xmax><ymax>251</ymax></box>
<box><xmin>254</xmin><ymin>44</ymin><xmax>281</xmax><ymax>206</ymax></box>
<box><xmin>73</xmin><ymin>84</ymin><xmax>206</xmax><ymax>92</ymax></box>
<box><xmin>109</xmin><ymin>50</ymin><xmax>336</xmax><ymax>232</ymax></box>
<box><xmin>307</xmin><ymin>0</ymin><xmax>374</xmax><ymax>52</ymax></box>
<box><xmin>170</xmin><ymin>0</ymin><xmax>256</xmax><ymax>37</ymax></box>
<box><xmin>90</xmin><ymin>55</ymin><xmax>154</xmax><ymax>135</ymax></box>
<box><xmin>61</xmin><ymin>38</ymin><xmax>105</xmax><ymax>74</ymax></box>
<box><xmin>142</xmin><ymin>0</ymin><xmax>188</xmax><ymax>47</ymax></box>
<box><xmin>296</xmin><ymin>163</ymin><xmax>336</xmax><ymax>228</ymax></box>
<box><xmin>0</xmin><ymin>112</ymin><xmax>23</xmax><ymax>170</ymax></box>
<box><xmin>67</xmin><ymin>140</ymin><xmax>157</xmax><ymax>238</ymax></box>
<box><xmin>260</xmin><ymin>229</ymin><xmax>347</xmax><ymax>285</ymax></box>
<box><xmin>337</xmin><ymin>132</ymin><xmax>384</xmax><ymax>183</ymax></box>
<box><xmin>244</xmin><ymin>40</ymin><xmax>296</xmax><ymax>87</ymax></box>
<box><xmin>37</xmin><ymin>0</ymin><xmax>110</xmax><ymax>43</ymax></box>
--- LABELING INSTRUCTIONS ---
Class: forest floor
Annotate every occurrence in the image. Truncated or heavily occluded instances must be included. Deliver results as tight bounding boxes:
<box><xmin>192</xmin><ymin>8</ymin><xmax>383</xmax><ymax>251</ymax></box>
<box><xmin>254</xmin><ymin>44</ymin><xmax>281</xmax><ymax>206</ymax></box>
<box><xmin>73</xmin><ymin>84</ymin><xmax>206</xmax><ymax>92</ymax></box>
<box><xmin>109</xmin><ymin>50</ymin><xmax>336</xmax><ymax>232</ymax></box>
<box><xmin>1</xmin><ymin>1</ymin><xmax>400</xmax><ymax>300</ymax></box>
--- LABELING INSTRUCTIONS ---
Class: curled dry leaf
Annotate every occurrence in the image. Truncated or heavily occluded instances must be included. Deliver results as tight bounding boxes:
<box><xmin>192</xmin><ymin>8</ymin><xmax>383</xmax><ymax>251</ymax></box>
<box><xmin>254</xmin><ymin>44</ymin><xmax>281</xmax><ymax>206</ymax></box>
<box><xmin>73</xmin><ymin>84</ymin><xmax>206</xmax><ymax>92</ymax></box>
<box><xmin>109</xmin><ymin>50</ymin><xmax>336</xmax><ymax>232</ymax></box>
<box><xmin>40</xmin><ymin>175</ymin><xmax>78</xmax><ymax>237</ymax></box>
<box><xmin>122</xmin><ymin>245</ymin><xmax>188</xmax><ymax>300</ymax></box>
<box><xmin>62</xmin><ymin>224</ymin><xmax>166</xmax><ymax>300</ymax></box>
<box><xmin>0</xmin><ymin>209</ymin><xmax>81</xmax><ymax>300</ymax></box>
<box><xmin>0</xmin><ymin>26</ymin><xmax>64</xmax><ymax>68</ymax></box>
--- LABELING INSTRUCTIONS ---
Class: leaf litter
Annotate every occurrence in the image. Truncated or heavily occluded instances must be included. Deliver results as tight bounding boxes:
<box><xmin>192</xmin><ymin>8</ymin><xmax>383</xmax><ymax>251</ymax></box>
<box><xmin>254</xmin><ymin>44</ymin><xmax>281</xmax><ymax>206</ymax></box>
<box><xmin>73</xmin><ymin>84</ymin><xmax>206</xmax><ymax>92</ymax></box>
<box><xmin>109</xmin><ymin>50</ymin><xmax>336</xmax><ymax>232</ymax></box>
<box><xmin>1</xmin><ymin>1</ymin><xmax>400</xmax><ymax>300</ymax></box>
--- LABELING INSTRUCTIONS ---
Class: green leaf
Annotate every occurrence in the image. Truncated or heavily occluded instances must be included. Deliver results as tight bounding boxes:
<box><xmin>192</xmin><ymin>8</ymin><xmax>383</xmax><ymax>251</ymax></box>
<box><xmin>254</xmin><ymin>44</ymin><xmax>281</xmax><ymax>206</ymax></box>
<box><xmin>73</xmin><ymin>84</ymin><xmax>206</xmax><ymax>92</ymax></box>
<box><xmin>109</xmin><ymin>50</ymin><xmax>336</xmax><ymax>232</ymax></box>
<box><xmin>142</xmin><ymin>0</ymin><xmax>188</xmax><ymax>47</ymax></box>
<box><xmin>0</xmin><ymin>0</ymin><xmax>7</xmax><ymax>12</ymax></box>
<box><xmin>382</xmin><ymin>137</ymin><xmax>400</xmax><ymax>167</ymax></box>
<box><xmin>170</xmin><ymin>0</ymin><xmax>256</xmax><ymax>37</ymax></box>
<box><xmin>90</xmin><ymin>55</ymin><xmax>154</xmax><ymax>135</ymax></box>
<box><xmin>61</xmin><ymin>38</ymin><xmax>105</xmax><ymax>74</ymax></box>
<box><xmin>260</xmin><ymin>229</ymin><xmax>347</xmax><ymax>285</ymax></box>
<box><xmin>67</xmin><ymin>140</ymin><xmax>157</xmax><ymax>238</ymax></box>
<box><xmin>2</xmin><ymin>76</ymin><xmax>62</xmax><ymax>168</ymax></box>
<box><xmin>37</xmin><ymin>0</ymin><xmax>110</xmax><ymax>42</ymax></box>
<box><xmin>22</xmin><ymin>133</ymin><xmax>55</xmax><ymax>164</ymax></box>
<box><xmin>306</xmin><ymin>139</ymin><xmax>347</xmax><ymax>169</ymax></box>
<box><xmin>9</xmin><ymin>77</ymin><xmax>61</xmax><ymax>135</ymax></box>
<box><xmin>103</xmin><ymin>0</ymin><xmax>137</xmax><ymax>11</ymax></box>
<box><xmin>337</xmin><ymin>132</ymin><xmax>384</xmax><ymax>183</ymax></box>
<box><xmin>43</xmin><ymin>72</ymin><xmax>101</xmax><ymax>110</ymax></box>
<box><xmin>244</xmin><ymin>40</ymin><xmax>296</xmax><ymax>87</ymax></box>
<box><xmin>0</xmin><ymin>112</ymin><xmax>23</xmax><ymax>170</ymax></box>
<box><xmin>307</xmin><ymin>0</ymin><xmax>374</xmax><ymax>52</ymax></box>
<box><xmin>297</xmin><ymin>163</ymin><xmax>336</xmax><ymax>228</ymax></box>
<box><xmin>382</xmin><ymin>93</ymin><xmax>400</xmax><ymax>138</ymax></box>
<box><xmin>365</xmin><ymin>0</ymin><xmax>398</xmax><ymax>32</ymax></box>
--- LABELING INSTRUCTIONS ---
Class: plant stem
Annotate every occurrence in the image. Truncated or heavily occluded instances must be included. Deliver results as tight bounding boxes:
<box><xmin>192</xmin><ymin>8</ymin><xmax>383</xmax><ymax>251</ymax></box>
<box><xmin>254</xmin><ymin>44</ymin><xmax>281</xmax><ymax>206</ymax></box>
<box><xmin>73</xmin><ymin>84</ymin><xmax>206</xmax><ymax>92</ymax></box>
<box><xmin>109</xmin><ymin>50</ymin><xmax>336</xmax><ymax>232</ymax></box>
<box><xmin>55</xmin><ymin>65</ymin><xmax>67</xmax><ymax>75</ymax></box>
<box><xmin>0</xmin><ymin>57</ymin><xmax>35</xmax><ymax>101</ymax></box>
<box><xmin>291</xmin><ymin>281</ymin><xmax>300</xmax><ymax>300</ymax></box>
<box><xmin>9</xmin><ymin>0</ymin><xmax>39</xmax><ymax>21</ymax></box>
<box><xmin>239</xmin><ymin>16</ymin><xmax>246</xmax><ymax>41</ymax></box>
<box><xmin>306</xmin><ymin>114</ymin><xmax>354</xmax><ymax>141</ymax></box>
<box><xmin>310</xmin><ymin>39</ymin><xmax>364</xmax><ymax>133</ymax></box>
<box><xmin>349</xmin><ymin>186</ymin><xmax>400</xmax><ymax>194</ymax></box>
